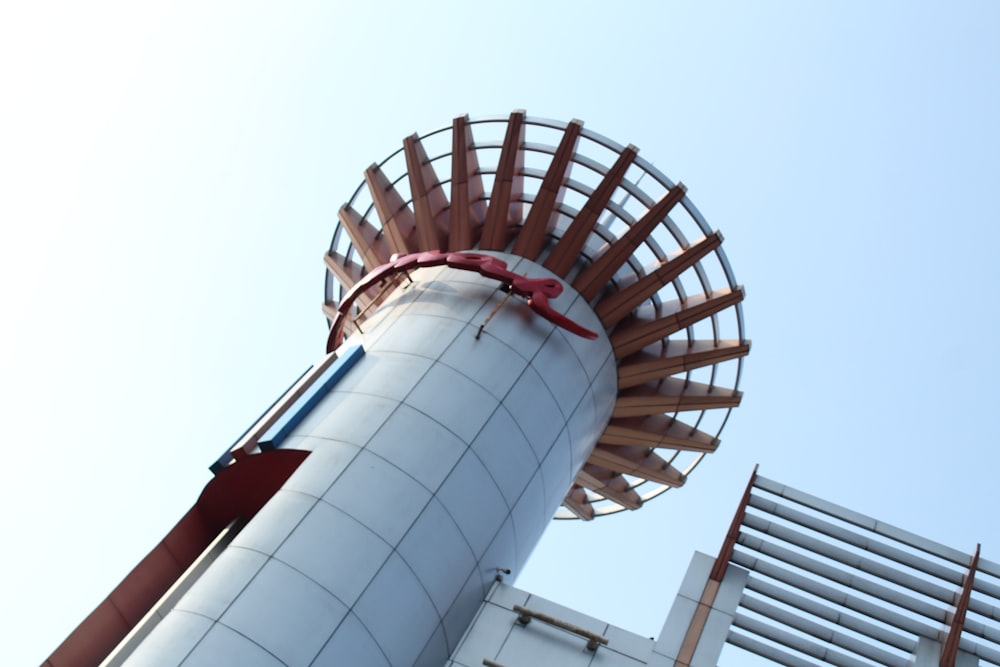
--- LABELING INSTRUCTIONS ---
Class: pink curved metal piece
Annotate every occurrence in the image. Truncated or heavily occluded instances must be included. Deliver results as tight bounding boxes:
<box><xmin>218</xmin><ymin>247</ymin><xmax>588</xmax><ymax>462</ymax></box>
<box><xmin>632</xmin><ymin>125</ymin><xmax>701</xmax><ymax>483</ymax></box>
<box><xmin>326</xmin><ymin>250</ymin><xmax>598</xmax><ymax>352</ymax></box>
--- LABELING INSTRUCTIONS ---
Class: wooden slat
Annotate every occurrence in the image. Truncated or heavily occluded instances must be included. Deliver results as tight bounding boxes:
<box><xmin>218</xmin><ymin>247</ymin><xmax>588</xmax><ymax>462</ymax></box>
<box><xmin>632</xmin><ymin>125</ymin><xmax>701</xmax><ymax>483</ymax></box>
<box><xmin>576</xmin><ymin>466</ymin><xmax>642</xmax><ymax>510</ymax></box>
<box><xmin>613</xmin><ymin>378</ymin><xmax>742</xmax><ymax>418</ymax></box>
<box><xmin>595</xmin><ymin>232</ymin><xmax>723</xmax><ymax>326</ymax></box>
<box><xmin>573</xmin><ymin>182</ymin><xmax>687</xmax><ymax>300</ymax></box>
<box><xmin>617</xmin><ymin>340</ymin><xmax>750</xmax><ymax>389</ymax></box>
<box><xmin>365</xmin><ymin>162</ymin><xmax>416</xmax><ymax>255</ymax></box>
<box><xmin>711</xmin><ymin>466</ymin><xmax>758</xmax><ymax>582</ymax></box>
<box><xmin>449</xmin><ymin>115</ymin><xmax>486</xmax><ymax>251</ymax></box>
<box><xmin>544</xmin><ymin>145</ymin><xmax>638</xmax><ymax>277</ymax></box>
<box><xmin>479</xmin><ymin>110</ymin><xmax>525</xmax><ymax>250</ymax></box>
<box><xmin>561</xmin><ymin>486</ymin><xmax>594</xmax><ymax>521</ymax></box>
<box><xmin>337</xmin><ymin>205</ymin><xmax>391</xmax><ymax>271</ymax></box>
<box><xmin>940</xmin><ymin>545</ymin><xmax>981</xmax><ymax>667</ymax></box>
<box><xmin>600</xmin><ymin>415</ymin><xmax>719</xmax><ymax>452</ymax></box>
<box><xmin>611</xmin><ymin>287</ymin><xmax>745</xmax><ymax>359</ymax></box>
<box><xmin>323</xmin><ymin>251</ymin><xmax>366</xmax><ymax>291</ymax></box>
<box><xmin>511</xmin><ymin>120</ymin><xmax>582</xmax><ymax>260</ymax></box>
<box><xmin>404</xmin><ymin>134</ymin><xmax>448</xmax><ymax>251</ymax></box>
<box><xmin>587</xmin><ymin>444</ymin><xmax>685</xmax><ymax>487</ymax></box>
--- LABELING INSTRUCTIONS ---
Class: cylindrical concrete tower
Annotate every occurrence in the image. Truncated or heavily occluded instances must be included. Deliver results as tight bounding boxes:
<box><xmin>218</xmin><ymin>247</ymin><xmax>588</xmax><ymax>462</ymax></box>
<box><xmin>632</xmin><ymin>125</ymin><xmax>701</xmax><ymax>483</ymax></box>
<box><xmin>44</xmin><ymin>112</ymin><xmax>747</xmax><ymax>667</ymax></box>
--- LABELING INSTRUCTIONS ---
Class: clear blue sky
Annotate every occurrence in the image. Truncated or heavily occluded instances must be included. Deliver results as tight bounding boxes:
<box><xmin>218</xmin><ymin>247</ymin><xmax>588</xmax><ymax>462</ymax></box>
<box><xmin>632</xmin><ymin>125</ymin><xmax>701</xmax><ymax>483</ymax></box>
<box><xmin>3</xmin><ymin>2</ymin><xmax>999</xmax><ymax>664</ymax></box>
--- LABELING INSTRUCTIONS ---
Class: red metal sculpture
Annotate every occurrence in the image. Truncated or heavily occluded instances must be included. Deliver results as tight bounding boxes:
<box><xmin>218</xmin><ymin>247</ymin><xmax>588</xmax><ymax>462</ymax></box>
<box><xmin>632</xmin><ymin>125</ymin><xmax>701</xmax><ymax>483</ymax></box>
<box><xmin>326</xmin><ymin>250</ymin><xmax>598</xmax><ymax>352</ymax></box>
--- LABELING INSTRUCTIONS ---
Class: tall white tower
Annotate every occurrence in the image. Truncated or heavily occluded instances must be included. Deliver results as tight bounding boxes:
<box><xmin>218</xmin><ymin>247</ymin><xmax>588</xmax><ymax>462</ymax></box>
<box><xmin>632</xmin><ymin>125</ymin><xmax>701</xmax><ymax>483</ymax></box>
<box><xmin>44</xmin><ymin>112</ymin><xmax>747</xmax><ymax>667</ymax></box>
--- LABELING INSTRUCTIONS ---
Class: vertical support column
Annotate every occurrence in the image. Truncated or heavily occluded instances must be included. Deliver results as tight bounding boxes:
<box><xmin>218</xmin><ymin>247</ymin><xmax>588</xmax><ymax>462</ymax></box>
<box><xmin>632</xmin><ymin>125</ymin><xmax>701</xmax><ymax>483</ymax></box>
<box><xmin>710</xmin><ymin>465</ymin><xmax>757</xmax><ymax>583</ymax></box>
<box><xmin>939</xmin><ymin>544</ymin><xmax>981</xmax><ymax>667</ymax></box>
<box><xmin>648</xmin><ymin>467</ymin><xmax>756</xmax><ymax>667</ymax></box>
<box><xmin>649</xmin><ymin>552</ymin><xmax>748</xmax><ymax>667</ymax></box>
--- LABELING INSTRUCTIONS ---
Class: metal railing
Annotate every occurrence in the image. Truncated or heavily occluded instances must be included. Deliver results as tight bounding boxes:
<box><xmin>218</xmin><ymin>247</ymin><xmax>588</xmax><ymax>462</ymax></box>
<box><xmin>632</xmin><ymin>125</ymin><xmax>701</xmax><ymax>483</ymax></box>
<box><xmin>512</xmin><ymin>604</ymin><xmax>610</xmax><ymax>651</ymax></box>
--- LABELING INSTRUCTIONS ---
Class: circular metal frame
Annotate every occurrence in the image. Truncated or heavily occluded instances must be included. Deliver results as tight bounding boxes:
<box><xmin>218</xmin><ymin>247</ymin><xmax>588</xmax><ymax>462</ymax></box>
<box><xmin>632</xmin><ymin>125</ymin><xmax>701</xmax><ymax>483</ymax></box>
<box><xmin>324</xmin><ymin>112</ymin><xmax>748</xmax><ymax>519</ymax></box>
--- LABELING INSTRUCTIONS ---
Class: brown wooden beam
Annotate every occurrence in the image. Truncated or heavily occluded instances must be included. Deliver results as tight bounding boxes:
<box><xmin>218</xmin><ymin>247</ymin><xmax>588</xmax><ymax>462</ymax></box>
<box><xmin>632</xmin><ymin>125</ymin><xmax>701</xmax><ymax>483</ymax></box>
<box><xmin>600</xmin><ymin>415</ymin><xmax>719</xmax><ymax>452</ymax></box>
<box><xmin>576</xmin><ymin>466</ymin><xmax>642</xmax><ymax>510</ymax></box>
<box><xmin>618</xmin><ymin>340</ymin><xmax>750</xmax><ymax>389</ymax></box>
<box><xmin>561</xmin><ymin>485</ymin><xmax>594</xmax><ymax>521</ymax></box>
<box><xmin>587</xmin><ymin>445</ymin><xmax>685</xmax><ymax>487</ymax></box>
<box><xmin>544</xmin><ymin>145</ymin><xmax>638</xmax><ymax>278</ymax></box>
<box><xmin>512</xmin><ymin>120</ymin><xmax>582</xmax><ymax>260</ymax></box>
<box><xmin>573</xmin><ymin>182</ymin><xmax>687</xmax><ymax>300</ymax></box>
<box><xmin>337</xmin><ymin>204</ymin><xmax>391</xmax><ymax>271</ymax></box>
<box><xmin>449</xmin><ymin>115</ymin><xmax>486</xmax><ymax>251</ymax></box>
<box><xmin>710</xmin><ymin>466</ymin><xmax>758</xmax><ymax>582</ymax></box>
<box><xmin>611</xmin><ymin>287</ymin><xmax>745</xmax><ymax>359</ymax></box>
<box><xmin>404</xmin><ymin>134</ymin><xmax>448</xmax><ymax>251</ymax></box>
<box><xmin>940</xmin><ymin>544</ymin><xmax>981</xmax><ymax>667</ymax></box>
<box><xmin>613</xmin><ymin>378</ymin><xmax>742</xmax><ymax>418</ymax></box>
<box><xmin>365</xmin><ymin>162</ymin><xmax>416</xmax><ymax>255</ymax></box>
<box><xmin>595</xmin><ymin>232</ymin><xmax>723</xmax><ymax>327</ymax></box>
<box><xmin>480</xmin><ymin>110</ymin><xmax>525</xmax><ymax>250</ymax></box>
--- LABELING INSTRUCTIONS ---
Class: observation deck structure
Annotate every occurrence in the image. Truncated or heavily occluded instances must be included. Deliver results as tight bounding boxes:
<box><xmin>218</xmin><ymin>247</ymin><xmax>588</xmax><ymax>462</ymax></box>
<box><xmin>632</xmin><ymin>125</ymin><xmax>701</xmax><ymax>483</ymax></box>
<box><xmin>325</xmin><ymin>111</ymin><xmax>749</xmax><ymax>518</ymax></box>
<box><xmin>44</xmin><ymin>112</ymin><xmax>748</xmax><ymax>667</ymax></box>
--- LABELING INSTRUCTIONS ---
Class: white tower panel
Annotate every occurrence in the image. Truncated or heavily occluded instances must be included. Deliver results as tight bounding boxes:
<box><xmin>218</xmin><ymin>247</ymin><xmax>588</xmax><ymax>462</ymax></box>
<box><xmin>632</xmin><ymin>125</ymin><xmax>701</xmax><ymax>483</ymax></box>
<box><xmin>126</xmin><ymin>253</ymin><xmax>616</xmax><ymax>666</ymax></box>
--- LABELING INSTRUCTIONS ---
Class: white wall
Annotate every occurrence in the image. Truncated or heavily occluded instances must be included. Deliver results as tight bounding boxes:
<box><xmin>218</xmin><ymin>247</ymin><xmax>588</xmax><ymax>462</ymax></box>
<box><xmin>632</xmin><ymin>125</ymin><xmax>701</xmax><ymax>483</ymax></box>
<box><xmin>122</xmin><ymin>253</ymin><xmax>616</xmax><ymax>667</ymax></box>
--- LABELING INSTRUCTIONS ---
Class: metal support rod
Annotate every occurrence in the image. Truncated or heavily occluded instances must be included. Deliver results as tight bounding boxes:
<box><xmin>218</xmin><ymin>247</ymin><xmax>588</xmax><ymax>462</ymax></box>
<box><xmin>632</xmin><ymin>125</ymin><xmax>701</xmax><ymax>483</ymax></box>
<box><xmin>512</xmin><ymin>604</ymin><xmax>609</xmax><ymax>651</ymax></box>
<box><xmin>476</xmin><ymin>283</ymin><xmax>514</xmax><ymax>340</ymax></box>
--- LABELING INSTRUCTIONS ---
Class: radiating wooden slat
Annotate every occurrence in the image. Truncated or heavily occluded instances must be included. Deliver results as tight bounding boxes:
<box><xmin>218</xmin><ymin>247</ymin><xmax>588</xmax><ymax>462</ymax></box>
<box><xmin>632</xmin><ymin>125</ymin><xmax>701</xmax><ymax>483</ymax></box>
<box><xmin>613</xmin><ymin>378</ymin><xmax>742</xmax><ymax>418</ymax></box>
<box><xmin>941</xmin><ymin>546</ymin><xmax>980</xmax><ymax>667</ymax></box>
<box><xmin>561</xmin><ymin>486</ymin><xmax>594</xmax><ymax>521</ymax></box>
<box><xmin>611</xmin><ymin>287</ymin><xmax>745</xmax><ymax>359</ymax></box>
<box><xmin>587</xmin><ymin>445</ymin><xmax>685</xmax><ymax>487</ymax></box>
<box><xmin>365</xmin><ymin>162</ymin><xmax>416</xmax><ymax>255</ymax></box>
<box><xmin>595</xmin><ymin>232</ymin><xmax>723</xmax><ymax>326</ymax></box>
<box><xmin>600</xmin><ymin>415</ymin><xmax>719</xmax><ymax>452</ymax></box>
<box><xmin>449</xmin><ymin>115</ymin><xmax>486</xmax><ymax>251</ymax></box>
<box><xmin>573</xmin><ymin>182</ymin><xmax>687</xmax><ymax>300</ymax></box>
<box><xmin>618</xmin><ymin>340</ymin><xmax>751</xmax><ymax>389</ymax></box>
<box><xmin>337</xmin><ymin>205</ymin><xmax>392</xmax><ymax>271</ymax></box>
<box><xmin>511</xmin><ymin>120</ymin><xmax>582</xmax><ymax>260</ymax></box>
<box><xmin>544</xmin><ymin>145</ymin><xmax>638</xmax><ymax>277</ymax></box>
<box><xmin>404</xmin><ymin>134</ymin><xmax>448</xmax><ymax>251</ymax></box>
<box><xmin>323</xmin><ymin>251</ymin><xmax>366</xmax><ymax>291</ymax></box>
<box><xmin>576</xmin><ymin>466</ymin><xmax>642</xmax><ymax>510</ymax></box>
<box><xmin>324</xmin><ymin>115</ymin><xmax>751</xmax><ymax>521</ymax></box>
<box><xmin>479</xmin><ymin>110</ymin><xmax>525</xmax><ymax>250</ymax></box>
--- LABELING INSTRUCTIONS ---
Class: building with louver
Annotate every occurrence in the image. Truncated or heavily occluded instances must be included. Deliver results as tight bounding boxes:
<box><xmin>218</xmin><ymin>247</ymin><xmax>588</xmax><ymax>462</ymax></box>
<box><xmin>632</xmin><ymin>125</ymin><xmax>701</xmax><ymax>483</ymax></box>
<box><xmin>448</xmin><ymin>470</ymin><xmax>999</xmax><ymax>667</ymax></box>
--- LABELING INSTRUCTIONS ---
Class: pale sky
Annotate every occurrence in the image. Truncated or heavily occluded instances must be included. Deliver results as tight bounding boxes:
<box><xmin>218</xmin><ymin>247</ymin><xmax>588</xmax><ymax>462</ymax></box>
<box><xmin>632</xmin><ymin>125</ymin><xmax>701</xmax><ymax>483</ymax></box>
<box><xmin>3</xmin><ymin>2</ymin><xmax>999</xmax><ymax>664</ymax></box>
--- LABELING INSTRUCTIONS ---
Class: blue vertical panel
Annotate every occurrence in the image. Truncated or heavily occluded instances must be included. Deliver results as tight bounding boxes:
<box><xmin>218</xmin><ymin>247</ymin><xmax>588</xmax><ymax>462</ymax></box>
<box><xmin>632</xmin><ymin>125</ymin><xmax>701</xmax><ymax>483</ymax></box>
<box><xmin>209</xmin><ymin>346</ymin><xmax>365</xmax><ymax>473</ymax></box>
<box><xmin>258</xmin><ymin>345</ymin><xmax>365</xmax><ymax>450</ymax></box>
